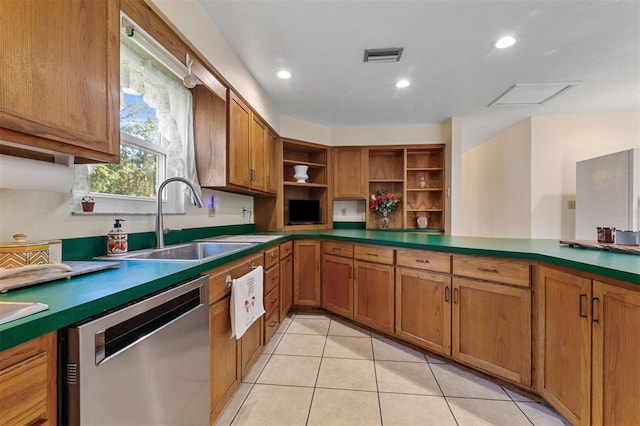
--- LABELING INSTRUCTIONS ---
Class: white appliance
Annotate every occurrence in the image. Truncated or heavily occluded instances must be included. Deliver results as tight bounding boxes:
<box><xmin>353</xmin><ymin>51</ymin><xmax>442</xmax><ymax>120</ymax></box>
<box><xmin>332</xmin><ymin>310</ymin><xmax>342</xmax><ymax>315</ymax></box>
<box><xmin>575</xmin><ymin>148</ymin><xmax>640</xmax><ymax>240</ymax></box>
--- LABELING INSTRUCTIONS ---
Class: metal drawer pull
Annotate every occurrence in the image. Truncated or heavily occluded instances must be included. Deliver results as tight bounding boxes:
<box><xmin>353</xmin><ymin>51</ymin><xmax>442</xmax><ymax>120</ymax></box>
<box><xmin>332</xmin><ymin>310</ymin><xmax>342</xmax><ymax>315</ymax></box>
<box><xmin>478</xmin><ymin>266</ymin><xmax>498</xmax><ymax>273</ymax></box>
<box><xmin>415</xmin><ymin>258</ymin><xmax>430</xmax><ymax>263</ymax></box>
<box><xmin>333</xmin><ymin>247</ymin><xmax>341</xmax><ymax>251</ymax></box>
<box><xmin>271</xmin><ymin>298</ymin><xmax>278</xmax><ymax>304</ymax></box>
<box><xmin>453</xmin><ymin>288</ymin><xmax>458</xmax><ymax>304</ymax></box>
<box><xmin>445</xmin><ymin>286</ymin><xmax>450</xmax><ymax>302</ymax></box>
<box><xmin>272</xmin><ymin>275</ymin><xmax>279</xmax><ymax>280</ymax></box>
<box><xmin>591</xmin><ymin>297</ymin><xmax>600</xmax><ymax>323</ymax></box>
<box><xmin>251</xmin><ymin>262</ymin><xmax>257</xmax><ymax>270</ymax></box>
<box><xmin>366</xmin><ymin>252</ymin><xmax>378</xmax><ymax>256</ymax></box>
<box><xmin>271</xmin><ymin>253</ymin><xmax>277</xmax><ymax>259</ymax></box>
<box><xmin>225</xmin><ymin>275</ymin><xmax>232</xmax><ymax>289</ymax></box>
<box><xmin>269</xmin><ymin>321</ymin><xmax>278</xmax><ymax>327</ymax></box>
<box><xmin>579</xmin><ymin>293</ymin><xmax>588</xmax><ymax>318</ymax></box>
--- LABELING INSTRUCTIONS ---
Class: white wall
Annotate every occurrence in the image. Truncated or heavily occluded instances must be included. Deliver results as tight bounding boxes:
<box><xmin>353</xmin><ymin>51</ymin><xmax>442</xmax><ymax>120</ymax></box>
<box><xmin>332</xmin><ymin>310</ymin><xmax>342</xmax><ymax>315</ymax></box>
<box><xmin>331</xmin><ymin>124</ymin><xmax>442</xmax><ymax>147</ymax></box>
<box><xmin>461</xmin><ymin>119</ymin><xmax>532</xmax><ymax>238</ymax></box>
<box><xmin>530</xmin><ymin>112</ymin><xmax>640</xmax><ymax>239</ymax></box>
<box><xmin>279</xmin><ymin>116</ymin><xmax>331</xmax><ymax>145</ymax></box>
<box><xmin>0</xmin><ymin>188</ymin><xmax>253</xmax><ymax>242</ymax></box>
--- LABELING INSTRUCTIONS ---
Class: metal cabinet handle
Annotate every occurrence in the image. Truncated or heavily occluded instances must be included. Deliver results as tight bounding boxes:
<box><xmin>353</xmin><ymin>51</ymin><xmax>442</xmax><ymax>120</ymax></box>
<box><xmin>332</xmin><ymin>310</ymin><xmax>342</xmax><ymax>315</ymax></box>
<box><xmin>579</xmin><ymin>293</ymin><xmax>588</xmax><ymax>318</ymax></box>
<box><xmin>251</xmin><ymin>262</ymin><xmax>257</xmax><ymax>270</ymax></box>
<box><xmin>366</xmin><ymin>252</ymin><xmax>378</xmax><ymax>257</ymax></box>
<box><xmin>415</xmin><ymin>258</ymin><xmax>429</xmax><ymax>263</ymax></box>
<box><xmin>591</xmin><ymin>297</ymin><xmax>600</xmax><ymax>323</ymax></box>
<box><xmin>445</xmin><ymin>286</ymin><xmax>450</xmax><ymax>302</ymax></box>
<box><xmin>271</xmin><ymin>298</ymin><xmax>278</xmax><ymax>305</ymax></box>
<box><xmin>269</xmin><ymin>320</ymin><xmax>278</xmax><ymax>327</ymax></box>
<box><xmin>478</xmin><ymin>266</ymin><xmax>498</xmax><ymax>273</ymax></box>
<box><xmin>225</xmin><ymin>275</ymin><xmax>232</xmax><ymax>289</ymax></box>
<box><xmin>333</xmin><ymin>247</ymin><xmax>341</xmax><ymax>252</ymax></box>
<box><xmin>271</xmin><ymin>253</ymin><xmax>277</xmax><ymax>259</ymax></box>
<box><xmin>272</xmin><ymin>275</ymin><xmax>279</xmax><ymax>280</ymax></box>
<box><xmin>453</xmin><ymin>288</ymin><xmax>458</xmax><ymax>304</ymax></box>
<box><xmin>349</xmin><ymin>266</ymin><xmax>353</xmax><ymax>278</ymax></box>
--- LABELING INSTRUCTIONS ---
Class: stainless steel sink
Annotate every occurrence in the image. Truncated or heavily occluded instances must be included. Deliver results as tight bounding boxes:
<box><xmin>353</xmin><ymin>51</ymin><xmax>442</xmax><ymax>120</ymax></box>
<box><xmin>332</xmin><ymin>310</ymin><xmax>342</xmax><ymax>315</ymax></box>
<box><xmin>0</xmin><ymin>301</ymin><xmax>49</xmax><ymax>325</ymax></box>
<box><xmin>120</xmin><ymin>241</ymin><xmax>256</xmax><ymax>262</ymax></box>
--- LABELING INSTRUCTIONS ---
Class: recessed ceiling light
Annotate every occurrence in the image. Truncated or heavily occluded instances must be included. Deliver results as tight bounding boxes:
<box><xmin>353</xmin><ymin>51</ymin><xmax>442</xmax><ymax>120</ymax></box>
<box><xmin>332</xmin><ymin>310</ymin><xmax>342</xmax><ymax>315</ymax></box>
<box><xmin>277</xmin><ymin>70</ymin><xmax>292</xmax><ymax>79</ymax></box>
<box><xmin>396</xmin><ymin>79</ymin><xmax>410</xmax><ymax>88</ymax></box>
<box><xmin>495</xmin><ymin>35</ymin><xmax>517</xmax><ymax>49</ymax></box>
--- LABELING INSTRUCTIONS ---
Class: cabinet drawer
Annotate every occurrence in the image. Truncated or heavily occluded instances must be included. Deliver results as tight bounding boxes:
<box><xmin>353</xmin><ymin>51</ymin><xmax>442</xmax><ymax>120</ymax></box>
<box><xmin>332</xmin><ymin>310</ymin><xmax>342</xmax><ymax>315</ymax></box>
<box><xmin>354</xmin><ymin>244</ymin><xmax>394</xmax><ymax>265</ymax></box>
<box><xmin>265</xmin><ymin>264</ymin><xmax>280</xmax><ymax>294</ymax></box>
<box><xmin>264</xmin><ymin>309</ymin><xmax>280</xmax><ymax>343</ymax></box>
<box><xmin>265</xmin><ymin>285</ymin><xmax>280</xmax><ymax>316</ymax></box>
<box><xmin>264</xmin><ymin>246</ymin><xmax>280</xmax><ymax>270</ymax></box>
<box><xmin>279</xmin><ymin>241</ymin><xmax>293</xmax><ymax>260</ymax></box>
<box><xmin>322</xmin><ymin>241</ymin><xmax>354</xmax><ymax>258</ymax></box>
<box><xmin>207</xmin><ymin>254</ymin><xmax>264</xmax><ymax>304</ymax></box>
<box><xmin>396</xmin><ymin>249</ymin><xmax>451</xmax><ymax>273</ymax></box>
<box><xmin>452</xmin><ymin>255</ymin><xmax>530</xmax><ymax>287</ymax></box>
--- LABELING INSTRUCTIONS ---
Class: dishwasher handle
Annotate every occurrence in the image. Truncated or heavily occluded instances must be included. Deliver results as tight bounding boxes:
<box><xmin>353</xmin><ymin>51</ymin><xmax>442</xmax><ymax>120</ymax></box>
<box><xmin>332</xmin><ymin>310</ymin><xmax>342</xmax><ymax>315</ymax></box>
<box><xmin>95</xmin><ymin>280</ymin><xmax>206</xmax><ymax>365</ymax></box>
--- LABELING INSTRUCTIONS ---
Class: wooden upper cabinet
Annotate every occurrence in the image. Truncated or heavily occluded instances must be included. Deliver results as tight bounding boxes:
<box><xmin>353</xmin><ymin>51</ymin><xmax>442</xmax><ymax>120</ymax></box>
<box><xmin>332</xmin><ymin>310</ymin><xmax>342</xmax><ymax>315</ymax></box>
<box><xmin>228</xmin><ymin>91</ymin><xmax>252</xmax><ymax>188</ymax></box>
<box><xmin>266</xmin><ymin>132</ymin><xmax>279</xmax><ymax>194</ymax></box>
<box><xmin>0</xmin><ymin>0</ymin><xmax>119</xmax><ymax>162</ymax></box>
<box><xmin>333</xmin><ymin>147</ymin><xmax>367</xmax><ymax>199</ymax></box>
<box><xmin>251</xmin><ymin>114</ymin><xmax>267</xmax><ymax>192</ymax></box>
<box><xmin>193</xmin><ymin>85</ymin><xmax>228</xmax><ymax>187</ymax></box>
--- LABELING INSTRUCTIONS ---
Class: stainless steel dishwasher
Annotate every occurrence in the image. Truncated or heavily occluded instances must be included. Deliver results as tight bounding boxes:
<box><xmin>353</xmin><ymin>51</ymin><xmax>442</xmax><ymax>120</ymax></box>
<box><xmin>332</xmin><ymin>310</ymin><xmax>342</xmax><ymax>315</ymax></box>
<box><xmin>61</xmin><ymin>275</ymin><xmax>209</xmax><ymax>425</ymax></box>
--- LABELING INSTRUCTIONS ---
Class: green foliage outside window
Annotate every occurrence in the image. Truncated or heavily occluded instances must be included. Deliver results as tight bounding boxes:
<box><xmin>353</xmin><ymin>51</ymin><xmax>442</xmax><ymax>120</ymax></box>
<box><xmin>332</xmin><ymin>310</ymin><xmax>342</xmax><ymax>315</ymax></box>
<box><xmin>89</xmin><ymin>96</ymin><xmax>160</xmax><ymax>197</ymax></box>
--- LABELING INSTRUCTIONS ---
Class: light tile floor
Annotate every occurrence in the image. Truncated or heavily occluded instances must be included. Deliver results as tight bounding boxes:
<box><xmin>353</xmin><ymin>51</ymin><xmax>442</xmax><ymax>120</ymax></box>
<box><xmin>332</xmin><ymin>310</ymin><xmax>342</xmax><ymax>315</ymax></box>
<box><xmin>215</xmin><ymin>312</ymin><xmax>570</xmax><ymax>426</ymax></box>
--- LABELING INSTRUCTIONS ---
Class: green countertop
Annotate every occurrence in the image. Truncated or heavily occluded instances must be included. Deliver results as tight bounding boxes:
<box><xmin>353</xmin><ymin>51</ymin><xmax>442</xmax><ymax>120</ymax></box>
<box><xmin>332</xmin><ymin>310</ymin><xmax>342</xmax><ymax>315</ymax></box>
<box><xmin>1</xmin><ymin>230</ymin><xmax>638</xmax><ymax>351</ymax></box>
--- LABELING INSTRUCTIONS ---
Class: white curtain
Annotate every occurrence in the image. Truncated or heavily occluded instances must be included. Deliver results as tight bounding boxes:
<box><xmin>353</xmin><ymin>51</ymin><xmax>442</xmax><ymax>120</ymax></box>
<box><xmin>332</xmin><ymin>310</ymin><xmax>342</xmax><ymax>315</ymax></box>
<box><xmin>120</xmin><ymin>38</ymin><xmax>200</xmax><ymax>195</ymax></box>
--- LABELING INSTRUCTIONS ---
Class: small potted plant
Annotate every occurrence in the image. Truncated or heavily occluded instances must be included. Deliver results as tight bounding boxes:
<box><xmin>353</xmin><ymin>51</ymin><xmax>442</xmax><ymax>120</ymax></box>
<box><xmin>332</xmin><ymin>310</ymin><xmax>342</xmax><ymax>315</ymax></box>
<box><xmin>81</xmin><ymin>196</ymin><xmax>95</xmax><ymax>212</ymax></box>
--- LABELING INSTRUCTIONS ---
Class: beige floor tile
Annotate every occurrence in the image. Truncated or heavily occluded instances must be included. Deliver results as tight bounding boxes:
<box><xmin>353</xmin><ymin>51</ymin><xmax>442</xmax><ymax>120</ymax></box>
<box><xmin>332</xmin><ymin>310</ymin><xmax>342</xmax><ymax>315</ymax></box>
<box><xmin>293</xmin><ymin>311</ymin><xmax>332</xmax><ymax>320</ymax></box>
<box><xmin>262</xmin><ymin>333</ymin><xmax>283</xmax><ymax>354</ymax></box>
<box><xmin>307</xmin><ymin>388</ymin><xmax>381</xmax><ymax>426</ymax></box>
<box><xmin>328</xmin><ymin>318</ymin><xmax>371</xmax><ymax>337</ymax></box>
<box><xmin>375</xmin><ymin>360</ymin><xmax>442</xmax><ymax>395</ymax></box>
<box><xmin>379</xmin><ymin>393</ymin><xmax>457</xmax><ymax>426</ymax></box>
<box><xmin>231</xmin><ymin>384</ymin><xmax>314</xmax><ymax>426</ymax></box>
<box><xmin>503</xmin><ymin>386</ymin><xmax>536</xmax><ymax>402</ymax></box>
<box><xmin>316</xmin><ymin>357</ymin><xmax>377</xmax><ymax>391</ymax></box>
<box><xmin>214</xmin><ymin>383</ymin><xmax>252</xmax><ymax>426</ymax></box>
<box><xmin>447</xmin><ymin>397</ymin><xmax>531</xmax><ymax>426</ymax></box>
<box><xmin>517</xmin><ymin>401</ymin><xmax>570</xmax><ymax>425</ymax></box>
<box><xmin>286</xmin><ymin>317</ymin><xmax>331</xmax><ymax>335</ymax></box>
<box><xmin>241</xmin><ymin>353</ymin><xmax>270</xmax><ymax>383</ymax></box>
<box><xmin>430</xmin><ymin>363</ymin><xmax>510</xmax><ymax>400</ymax></box>
<box><xmin>277</xmin><ymin>313</ymin><xmax>294</xmax><ymax>332</ymax></box>
<box><xmin>372</xmin><ymin>335</ymin><xmax>427</xmax><ymax>362</ymax></box>
<box><xmin>257</xmin><ymin>354</ymin><xmax>321</xmax><ymax>387</ymax></box>
<box><xmin>323</xmin><ymin>335</ymin><xmax>373</xmax><ymax>359</ymax></box>
<box><xmin>274</xmin><ymin>333</ymin><xmax>326</xmax><ymax>356</ymax></box>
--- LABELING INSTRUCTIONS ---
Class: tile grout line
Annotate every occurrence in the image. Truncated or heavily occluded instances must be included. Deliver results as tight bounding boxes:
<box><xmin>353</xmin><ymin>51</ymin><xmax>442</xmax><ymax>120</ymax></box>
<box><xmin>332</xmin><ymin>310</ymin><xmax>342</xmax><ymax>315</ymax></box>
<box><xmin>425</xmin><ymin>355</ymin><xmax>461</xmax><ymax>426</ymax></box>
<box><xmin>370</xmin><ymin>331</ymin><xmax>384</xmax><ymax>426</ymax></box>
<box><xmin>304</xmin><ymin>313</ymin><xmax>331</xmax><ymax>426</ymax></box>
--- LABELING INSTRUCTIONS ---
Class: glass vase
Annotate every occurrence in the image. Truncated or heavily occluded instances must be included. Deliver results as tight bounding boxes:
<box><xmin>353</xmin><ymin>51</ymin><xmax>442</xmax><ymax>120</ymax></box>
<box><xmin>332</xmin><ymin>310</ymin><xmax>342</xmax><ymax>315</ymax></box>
<box><xmin>380</xmin><ymin>213</ymin><xmax>389</xmax><ymax>229</ymax></box>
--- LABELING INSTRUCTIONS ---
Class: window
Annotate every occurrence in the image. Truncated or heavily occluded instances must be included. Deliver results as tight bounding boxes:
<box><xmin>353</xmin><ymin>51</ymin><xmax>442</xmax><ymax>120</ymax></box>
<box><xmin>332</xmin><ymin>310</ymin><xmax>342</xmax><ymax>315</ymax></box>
<box><xmin>73</xmin><ymin>17</ymin><xmax>199</xmax><ymax>214</ymax></box>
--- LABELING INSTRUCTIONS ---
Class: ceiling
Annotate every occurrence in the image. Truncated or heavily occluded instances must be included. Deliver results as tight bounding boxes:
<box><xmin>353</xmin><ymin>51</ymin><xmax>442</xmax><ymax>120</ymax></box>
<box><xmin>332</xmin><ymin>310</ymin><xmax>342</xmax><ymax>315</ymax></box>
<box><xmin>198</xmin><ymin>0</ymin><xmax>640</xmax><ymax>149</ymax></box>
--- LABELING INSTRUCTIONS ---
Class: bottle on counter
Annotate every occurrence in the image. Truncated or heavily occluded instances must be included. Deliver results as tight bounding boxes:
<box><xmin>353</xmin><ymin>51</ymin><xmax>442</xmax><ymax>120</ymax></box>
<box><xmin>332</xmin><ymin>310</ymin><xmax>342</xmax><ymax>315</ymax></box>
<box><xmin>107</xmin><ymin>219</ymin><xmax>128</xmax><ymax>256</ymax></box>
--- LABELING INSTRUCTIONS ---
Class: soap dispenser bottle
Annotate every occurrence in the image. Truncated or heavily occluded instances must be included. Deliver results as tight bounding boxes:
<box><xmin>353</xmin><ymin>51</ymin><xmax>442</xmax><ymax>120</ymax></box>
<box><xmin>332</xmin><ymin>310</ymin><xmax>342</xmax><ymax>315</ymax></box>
<box><xmin>107</xmin><ymin>218</ymin><xmax>128</xmax><ymax>256</ymax></box>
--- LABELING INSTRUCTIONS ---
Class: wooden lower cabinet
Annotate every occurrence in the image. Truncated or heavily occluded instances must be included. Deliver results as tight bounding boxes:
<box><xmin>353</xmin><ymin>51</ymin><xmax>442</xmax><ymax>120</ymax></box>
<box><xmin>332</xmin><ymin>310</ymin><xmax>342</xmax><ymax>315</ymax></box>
<box><xmin>452</xmin><ymin>277</ymin><xmax>531</xmax><ymax>386</ymax></box>
<box><xmin>395</xmin><ymin>267</ymin><xmax>451</xmax><ymax>356</ymax></box>
<box><xmin>0</xmin><ymin>331</ymin><xmax>56</xmax><ymax>426</ymax></box>
<box><xmin>592</xmin><ymin>280</ymin><xmax>640</xmax><ymax>425</ymax></box>
<box><xmin>537</xmin><ymin>266</ymin><xmax>591</xmax><ymax>425</ymax></box>
<box><xmin>538</xmin><ymin>266</ymin><xmax>640</xmax><ymax>426</ymax></box>
<box><xmin>322</xmin><ymin>254</ymin><xmax>354</xmax><ymax>318</ymax></box>
<box><xmin>354</xmin><ymin>260</ymin><xmax>395</xmax><ymax>334</ymax></box>
<box><xmin>293</xmin><ymin>240</ymin><xmax>321</xmax><ymax>307</ymax></box>
<box><xmin>206</xmin><ymin>252</ymin><xmax>264</xmax><ymax>424</ymax></box>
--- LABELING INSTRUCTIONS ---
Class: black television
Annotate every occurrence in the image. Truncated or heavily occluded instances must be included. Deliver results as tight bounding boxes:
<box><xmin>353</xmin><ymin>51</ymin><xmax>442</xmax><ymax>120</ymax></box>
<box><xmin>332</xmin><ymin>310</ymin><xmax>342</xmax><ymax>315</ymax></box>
<box><xmin>287</xmin><ymin>199</ymin><xmax>321</xmax><ymax>224</ymax></box>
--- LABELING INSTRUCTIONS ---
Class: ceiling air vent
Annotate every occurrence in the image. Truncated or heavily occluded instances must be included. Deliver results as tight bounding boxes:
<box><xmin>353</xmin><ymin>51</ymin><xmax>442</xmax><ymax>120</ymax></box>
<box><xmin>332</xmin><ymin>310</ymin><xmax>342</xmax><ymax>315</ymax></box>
<box><xmin>364</xmin><ymin>48</ymin><xmax>404</xmax><ymax>63</ymax></box>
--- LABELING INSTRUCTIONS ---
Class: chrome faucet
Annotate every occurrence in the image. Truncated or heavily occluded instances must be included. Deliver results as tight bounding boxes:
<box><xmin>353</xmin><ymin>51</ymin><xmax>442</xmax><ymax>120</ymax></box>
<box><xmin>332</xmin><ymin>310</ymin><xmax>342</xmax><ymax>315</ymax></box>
<box><xmin>156</xmin><ymin>177</ymin><xmax>205</xmax><ymax>248</ymax></box>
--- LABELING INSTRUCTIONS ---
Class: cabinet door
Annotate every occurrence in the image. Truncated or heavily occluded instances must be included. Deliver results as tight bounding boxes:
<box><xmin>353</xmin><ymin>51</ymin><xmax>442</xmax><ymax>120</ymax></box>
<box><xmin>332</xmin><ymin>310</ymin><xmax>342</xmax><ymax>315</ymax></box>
<box><xmin>193</xmin><ymin>85</ymin><xmax>227</xmax><ymax>187</ymax></box>
<box><xmin>0</xmin><ymin>332</ymin><xmax>56</xmax><ymax>426</ymax></box>
<box><xmin>240</xmin><ymin>317</ymin><xmax>263</xmax><ymax>379</ymax></box>
<box><xmin>279</xmin><ymin>254</ymin><xmax>293</xmax><ymax>321</ymax></box>
<box><xmin>537</xmin><ymin>267</ymin><xmax>591</xmax><ymax>426</ymax></box>
<box><xmin>293</xmin><ymin>240</ymin><xmax>321</xmax><ymax>307</ymax></box>
<box><xmin>354</xmin><ymin>260</ymin><xmax>395</xmax><ymax>334</ymax></box>
<box><xmin>266</xmin><ymin>132</ymin><xmax>279</xmax><ymax>194</ymax></box>
<box><xmin>209</xmin><ymin>296</ymin><xmax>239</xmax><ymax>422</ymax></box>
<box><xmin>453</xmin><ymin>277</ymin><xmax>531</xmax><ymax>386</ymax></box>
<box><xmin>228</xmin><ymin>91</ymin><xmax>251</xmax><ymax>188</ymax></box>
<box><xmin>592</xmin><ymin>281</ymin><xmax>640</xmax><ymax>425</ymax></box>
<box><xmin>333</xmin><ymin>147</ymin><xmax>367</xmax><ymax>198</ymax></box>
<box><xmin>0</xmin><ymin>0</ymin><xmax>119</xmax><ymax>162</ymax></box>
<box><xmin>396</xmin><ymin>268</ymin><xmax>451</xmax><ymax>356</ymax></box>
<box><xmin>322</xmin><ymin>254</ymin><xmax>354</xmax><ymax>318</ymax></box>
<box><xmin>251</xmin><ymin>114</ymin><xmax>267</xmax><ymax>192</ymax></box>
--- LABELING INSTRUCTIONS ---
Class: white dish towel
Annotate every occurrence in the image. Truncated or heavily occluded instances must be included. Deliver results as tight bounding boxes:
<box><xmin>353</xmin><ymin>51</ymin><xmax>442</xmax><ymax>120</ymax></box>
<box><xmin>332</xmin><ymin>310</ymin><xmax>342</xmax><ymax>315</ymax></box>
<box><xmin>230</xmin><ymin>266</ymin><xmax>265</xmax><ymax>339</ymax></box>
